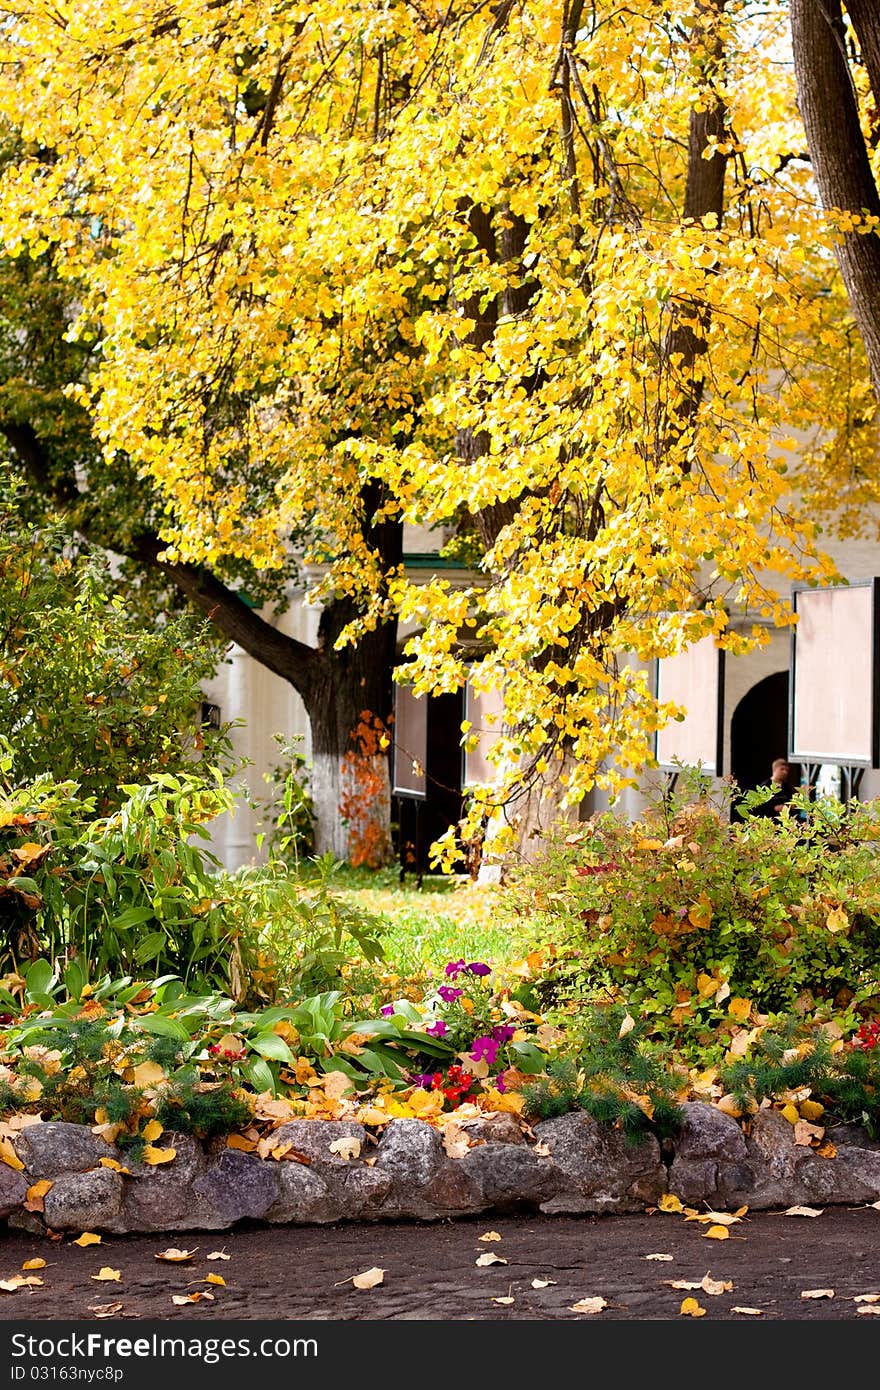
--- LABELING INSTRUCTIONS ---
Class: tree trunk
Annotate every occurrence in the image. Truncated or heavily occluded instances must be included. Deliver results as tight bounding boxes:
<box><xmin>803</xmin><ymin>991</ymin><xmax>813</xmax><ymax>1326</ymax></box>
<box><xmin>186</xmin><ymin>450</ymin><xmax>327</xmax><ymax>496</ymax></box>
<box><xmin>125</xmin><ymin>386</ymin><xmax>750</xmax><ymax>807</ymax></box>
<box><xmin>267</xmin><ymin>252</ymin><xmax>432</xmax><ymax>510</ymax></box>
<box><xmin>791</xmin><ymin>0</ymin><xmax>880</xmax><ymax>400</ymax></box>
<box><xmin>305</xmin><ymin>598</ymin><xmax>398</xmax><ymax>863</ymax></box>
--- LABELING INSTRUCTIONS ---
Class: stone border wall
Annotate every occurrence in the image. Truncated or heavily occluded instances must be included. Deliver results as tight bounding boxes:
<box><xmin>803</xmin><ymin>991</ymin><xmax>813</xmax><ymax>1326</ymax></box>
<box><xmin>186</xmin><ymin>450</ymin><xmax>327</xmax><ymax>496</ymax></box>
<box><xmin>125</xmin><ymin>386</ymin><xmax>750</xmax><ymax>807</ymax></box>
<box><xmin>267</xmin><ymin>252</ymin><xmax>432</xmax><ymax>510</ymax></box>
<box><xmin>3</xmin><ymin>1105</ymin><xmax>880</xmax><ymax>1234</ymax></box>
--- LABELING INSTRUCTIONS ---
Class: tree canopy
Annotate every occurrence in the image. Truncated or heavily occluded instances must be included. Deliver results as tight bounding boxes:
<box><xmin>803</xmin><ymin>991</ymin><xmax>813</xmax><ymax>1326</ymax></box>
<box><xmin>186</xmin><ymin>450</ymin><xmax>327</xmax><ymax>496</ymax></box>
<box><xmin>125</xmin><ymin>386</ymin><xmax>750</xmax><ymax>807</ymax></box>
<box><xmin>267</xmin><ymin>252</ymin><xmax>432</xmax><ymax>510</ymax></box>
<box><xmin>0</xmin><ymin>0</ymin><xmax>877</xmax><ymax>856</ymax></box>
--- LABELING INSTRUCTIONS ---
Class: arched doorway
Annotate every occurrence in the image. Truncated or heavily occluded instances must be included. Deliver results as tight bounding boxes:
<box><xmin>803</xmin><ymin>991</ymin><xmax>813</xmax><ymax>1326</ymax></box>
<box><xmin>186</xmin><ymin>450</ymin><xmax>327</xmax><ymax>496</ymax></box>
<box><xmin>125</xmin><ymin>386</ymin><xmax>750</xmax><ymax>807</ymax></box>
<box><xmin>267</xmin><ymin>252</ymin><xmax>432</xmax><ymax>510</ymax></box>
<box><xmin>730</xmin><ymin>670</ymin><xmax>800</xmax><ymax>819</ymax></box>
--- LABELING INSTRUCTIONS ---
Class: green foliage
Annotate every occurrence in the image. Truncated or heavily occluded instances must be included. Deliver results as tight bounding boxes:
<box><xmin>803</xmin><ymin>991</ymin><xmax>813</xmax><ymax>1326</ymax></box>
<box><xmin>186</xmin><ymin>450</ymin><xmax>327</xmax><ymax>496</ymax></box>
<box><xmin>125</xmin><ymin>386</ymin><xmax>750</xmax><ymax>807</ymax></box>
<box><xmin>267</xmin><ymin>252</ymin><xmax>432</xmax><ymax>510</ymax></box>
<box><xmin>506</xmin><ymin>777</ymin><xmax>880</xmax><ymax>1059</ymax></box>
<box><xmin>155</xmin><ymin>1081</ymin><xmax>252</xmax><ymax>1139</ymax></box>
<box><xmin>254</xmin><ymin>734</ymin><xmax>315</xmax><ymax>867</ymax></box>
<box><xmin>0</xmin><ymin>470</ymin><xmax>232</xmax><ymax>810</ymax></box>
<box><xmin>0</xmin><ymin>764</ymin><xmax>262</xmax><ymax>996</ymax></box>
<box><xmin>720</xmin><ymin>1022</ymin><xmax>880</xmax><ymax>1137</ymax></box>
<box><xmin>523</xmin><ymin>1005</ymin><xmax>683</xmax><ymax>1142</ymax></box>
<box><xmin>237</xmin><ymin>853</ymin><xmax>386</xmax><ymax>998</ymax></box>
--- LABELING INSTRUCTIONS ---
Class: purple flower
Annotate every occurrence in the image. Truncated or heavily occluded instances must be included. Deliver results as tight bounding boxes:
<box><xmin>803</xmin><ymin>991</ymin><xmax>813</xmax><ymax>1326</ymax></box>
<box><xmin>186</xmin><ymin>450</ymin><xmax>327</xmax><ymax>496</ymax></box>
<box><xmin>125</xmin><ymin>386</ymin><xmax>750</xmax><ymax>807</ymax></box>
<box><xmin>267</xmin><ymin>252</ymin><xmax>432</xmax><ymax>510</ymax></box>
<box><xmin>467</xmin><ymin>961</ymin><xmax>491</xmax><ymax>977</ymax></box>
<box><xmin>380</xmin><ymin>1004</ymin><xmax>396</xmax><ymax>1017</ymax></box>
<box><xmin>445</xmin><ymin>959</ymin><xmax>467</xmax><ymax>978</ymax></box>
<box><xmin>411</xmin><ymin>1072</ymin><xmax>439</xmax><ymax>1089</ymax></box>
<box><xmin>491</xmin><ymin>1024</ymin><xmax>515</xmax><ymax>1044</ymax></box>
<box><xmin>494</xmin><ymin>1072</ymin><xmax>507</xmax><ymax>1093</ymax></box>
<box><xmin>425</xmin><ymin>1019</ymin><xmax>448</xmax><ymax>1038</ymax></box>
<box><xmin>469</xmin><ymin>1034</ymin><xmax>500</xmax><ymax>1066</ymax></box>
<box><xmin>437</xmin><ymin>986</ymin><xmax>463</xmax><ymax>1003</ymax></box>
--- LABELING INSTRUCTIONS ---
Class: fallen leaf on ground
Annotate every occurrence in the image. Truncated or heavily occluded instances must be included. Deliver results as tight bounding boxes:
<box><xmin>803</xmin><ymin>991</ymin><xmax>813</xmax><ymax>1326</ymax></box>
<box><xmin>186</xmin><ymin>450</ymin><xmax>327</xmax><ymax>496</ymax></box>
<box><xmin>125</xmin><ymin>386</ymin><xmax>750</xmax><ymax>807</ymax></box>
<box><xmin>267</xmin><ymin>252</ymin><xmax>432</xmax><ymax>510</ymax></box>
<box><xmin>475</xmin><ymin>1253</ymin><xmax>507</xmax><ymax>1267</ymax></box>
<box><xmin>351</xmin><ymin>1267</ymin><xmax>385</xmax><ymax>1290</ymax></box>
<box><xmin>570</xmin><ymin>1297</ymin><xmax>607</xmax><ymax>1315</ymax></box>
<box><xmin>206</xmin><ymin>1251</ymin><xmax>231</xmax><ymax>1261</ymax></box>
<box><xmin>73</xmin><ymin>1233</ymin><xmax>101</xmax><ymax>1247</ymax></box>
<box><xmin>205</xmin><ymin>1274</ymin><xmax>226</xmax><ymax>1286</ymax></box>
<box><xmin>0</xmin><ymin>1277</ymin><xmax>43</xmax><ymax>1292</ymax></box>
<box><xmin>644</xmin><ymin>1253</ymin><xmax>674</xmax><ymax>1262</ymax></box>
<box><xmin>141</xmin><ymin>1145</ymin><xmax>176</xmax><ymax>1166</ymax></box>
<box><xmin>869</xmin><ymin>1201</ymin><xmax>880</xmax><ymax>1211</ymax></box>
<box><xmin>680</xmin><ymin>1297</ymin><xmax>706</xmax><ymax>1317</ymax></box>
<box><xmin>531</xmin><ymin>1279</ymin><xmax>556</xmax><ymax>1289</ymax></box>
<box><xmin>701</xmin><ymin>1274</ymin><xmax>733</xmax><ymax>1296</ymax></box>
<box><xmin>155</xmin><ymin>1248</ymin><xmax>197</xmax><ymax>1263</ymax></box>
<box><xmin>685</xmin><ymin>1208</ymin><xmax>747</xmax><ymax>1226</ymax></box>
<box><xmin>328</xmin><ymin>1137</ymin><xmax>361</xmax><ymax>1161</ymax></box>
<box><xmin>91</xmin><ymin>1268</ymin><xmax>121</xmax><ymax>1283</ymax></box>
<box><xmin>492</xmin><ymin>1296</ymin><xmax>515</xmax><ymax>1305</ymax></box>
<box><xmin>731</xmin><ymin>1306</ymin><xmax>763</xmax><ymax>1316</ymax></box>
<box><xmin>854</xmin><ymin>1293</ymin><xmax>880</xmax><ymax>1303</ymax></box>
<box><xmin>0</xmin><ymin>1140</ymin><xmax>24</xmax><ymax>1171</ymax></box>
<box><xmin>784</xmin><ymin>1206</ymin><xmax>824</xmax><ymax>1218</ymax></box>
<box><xmin>857</xmin><ymin>1306</ymin><xmax>880</xmax><ymax>1315</ymax></box>
<box><xmin>98</xmin><ymin>1158</ymin><xmax>130</xmax><ymax>1175</ymax></box>
<box><xmin>24</xmin><ymin>1180</ymin><xmax>52</xmax><ymax>1213</ymax></box>
<box><xmin>478</xmin><ymin>1231</ymin><xmax>502</xmax><ymax>1243</ymax></box>
<box><xmin>21</xmin><ymin>1260</ymin><xmax>46</xmax><ymax>1271</ymax></box>
<box><xmin>801</xmin><ymin>1289</ymin><xmax>834</xmax><ymax>1300</ymax></box>
<box><xmin>141</xmin><ymin>1120</ymin><xmax>163</xmax><ymax>1142</ymax></box>
<box><xmin>226</xmin><ymin>1135</ymin><xmax>258</xmax><ymax>1153</ymax></box>
<box><xmin>658</xmin><ymin>1194</ymin><xmax>684</xmax><ymax>1214</ymax></box>
<box><xmin>665</xmin><ymin>1280</ymin><xmax>704</xmax><ymax>1291</ymax></box>
<box><xmin>171</xmin><ymin>1292</ymin><xmax>214</xmax><ymax>1305</ymax></box>
<box><xmin>89</xmin><ymin>1303</ymin><xmax>123</xmax><ymax>1318</ymax></box>
<box><xmin>703</xmin><ymin>1225</ymin><xmax>730</xmax><ymax>1240</ymax></box>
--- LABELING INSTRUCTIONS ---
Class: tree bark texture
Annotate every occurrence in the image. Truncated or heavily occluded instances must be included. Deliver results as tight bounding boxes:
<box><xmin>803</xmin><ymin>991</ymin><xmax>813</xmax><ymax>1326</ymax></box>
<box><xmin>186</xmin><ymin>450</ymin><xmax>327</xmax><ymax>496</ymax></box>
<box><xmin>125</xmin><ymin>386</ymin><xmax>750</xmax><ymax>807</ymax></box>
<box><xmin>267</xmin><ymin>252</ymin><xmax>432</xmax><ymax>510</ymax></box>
<box><xmin>791</xmin><ymin>0</ymin><xmax>880</xmax><ymax>401</ymax></box>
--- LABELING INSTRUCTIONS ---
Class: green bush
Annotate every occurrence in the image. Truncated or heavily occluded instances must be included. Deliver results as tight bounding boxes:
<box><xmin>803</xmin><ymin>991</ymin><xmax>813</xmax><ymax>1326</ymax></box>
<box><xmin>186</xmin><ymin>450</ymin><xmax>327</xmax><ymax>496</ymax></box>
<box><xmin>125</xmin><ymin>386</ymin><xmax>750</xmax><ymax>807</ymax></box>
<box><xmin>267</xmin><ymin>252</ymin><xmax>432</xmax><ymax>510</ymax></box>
<box><xmin>0</xmin><ymin>469</ymin><xmax>232</xmax><ymax>811</ymax></box>
<box><xmin>505</xmin><ymin>779</ymin><xmax>880</xmax><ymax>1060</ymax></box>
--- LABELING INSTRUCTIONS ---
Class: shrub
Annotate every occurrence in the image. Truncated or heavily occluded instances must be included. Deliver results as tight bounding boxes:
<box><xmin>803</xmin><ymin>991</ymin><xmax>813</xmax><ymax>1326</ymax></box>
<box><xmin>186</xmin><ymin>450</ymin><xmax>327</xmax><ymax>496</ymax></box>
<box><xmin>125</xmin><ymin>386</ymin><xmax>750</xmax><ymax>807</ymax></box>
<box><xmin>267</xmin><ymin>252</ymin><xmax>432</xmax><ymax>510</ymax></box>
<box><xmin>505</xmin><ymin>778</ymin><xmax>880</xmax><ymax>1060</ymax></box>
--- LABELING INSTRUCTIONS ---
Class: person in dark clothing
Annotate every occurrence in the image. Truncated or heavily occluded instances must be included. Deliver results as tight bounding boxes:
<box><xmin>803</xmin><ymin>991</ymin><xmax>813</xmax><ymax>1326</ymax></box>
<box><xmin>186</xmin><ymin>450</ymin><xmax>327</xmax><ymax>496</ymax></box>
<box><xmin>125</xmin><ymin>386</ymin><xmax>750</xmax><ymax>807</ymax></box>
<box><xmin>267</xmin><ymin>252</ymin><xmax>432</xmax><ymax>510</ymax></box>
<box><xmin>755</xmin><ymin>756</ymin><xmax>796</xmax><ymax>818</ymax></box>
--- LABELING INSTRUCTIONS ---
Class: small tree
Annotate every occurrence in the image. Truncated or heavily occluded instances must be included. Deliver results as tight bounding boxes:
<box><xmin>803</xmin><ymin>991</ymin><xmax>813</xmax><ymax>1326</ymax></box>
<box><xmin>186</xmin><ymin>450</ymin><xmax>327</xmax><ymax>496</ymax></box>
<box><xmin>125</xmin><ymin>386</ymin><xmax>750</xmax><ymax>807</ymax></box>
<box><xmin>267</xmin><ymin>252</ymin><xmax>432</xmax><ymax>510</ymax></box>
<box><xmin>0</xmin><ymin>474</ymin><xmax>229</xmax><ymax>809</ymax></box>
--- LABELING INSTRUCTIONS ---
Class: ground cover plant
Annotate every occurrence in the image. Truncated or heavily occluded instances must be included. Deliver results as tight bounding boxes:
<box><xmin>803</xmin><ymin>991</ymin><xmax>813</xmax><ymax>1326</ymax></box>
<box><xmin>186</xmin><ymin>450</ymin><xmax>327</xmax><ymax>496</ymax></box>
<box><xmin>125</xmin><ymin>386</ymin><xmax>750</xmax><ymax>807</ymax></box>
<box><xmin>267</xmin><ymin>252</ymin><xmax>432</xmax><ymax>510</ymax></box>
<box><xmin>2</xmin><ymin>767</ymin><xmax>880</xmax><ymax>1161</ymax></box>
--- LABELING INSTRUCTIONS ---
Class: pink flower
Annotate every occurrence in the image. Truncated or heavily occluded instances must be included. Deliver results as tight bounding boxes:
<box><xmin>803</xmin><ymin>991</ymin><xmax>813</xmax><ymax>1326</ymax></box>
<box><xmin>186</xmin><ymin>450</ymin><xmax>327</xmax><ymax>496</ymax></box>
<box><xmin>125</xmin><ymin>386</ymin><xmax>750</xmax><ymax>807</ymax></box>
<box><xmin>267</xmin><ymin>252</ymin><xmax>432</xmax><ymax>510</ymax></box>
<box><xmin>380</xmin><ymin>1004</ymin><xmax>395</xmax><ymax>1017</ymax></box>
<box><xmin>469</xmin><ymin>1034</ymin><xmax>500</xmax><ymax>1066</ymax></box>
<box><xmin>425</xmin><ymin>1020</ymin><xmax>448</xmax><ymax>1038</ymax></box>
<box><xmin>437</xmin><ymin>986</ymin><xmax>463</xmax><ymax>1003</ymax></box>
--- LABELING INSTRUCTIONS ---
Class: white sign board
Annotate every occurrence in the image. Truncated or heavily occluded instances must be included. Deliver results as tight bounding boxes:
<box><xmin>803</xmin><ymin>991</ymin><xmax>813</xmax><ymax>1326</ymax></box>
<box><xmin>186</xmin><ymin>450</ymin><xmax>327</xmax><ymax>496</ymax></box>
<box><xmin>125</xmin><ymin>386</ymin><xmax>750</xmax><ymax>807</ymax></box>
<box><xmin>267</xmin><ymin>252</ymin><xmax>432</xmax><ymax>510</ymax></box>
<box><xmin>462</xmin><ymin>679</ymin><xmax>505</xmax><ymax>788</ymax></box>
<box><xmin>790</xmin><ymin>580</ymin><xmax>879</xmax><ymax>767</ymax></box>
<box><xmin>392</xmin><ymin>684</ymin><xmax>427</xmax><ymax>798</ymax></box>
<box><xmin>655</xmin><ymin>634</ymin><xmax>724</xmax><ymax>773</ymax></box>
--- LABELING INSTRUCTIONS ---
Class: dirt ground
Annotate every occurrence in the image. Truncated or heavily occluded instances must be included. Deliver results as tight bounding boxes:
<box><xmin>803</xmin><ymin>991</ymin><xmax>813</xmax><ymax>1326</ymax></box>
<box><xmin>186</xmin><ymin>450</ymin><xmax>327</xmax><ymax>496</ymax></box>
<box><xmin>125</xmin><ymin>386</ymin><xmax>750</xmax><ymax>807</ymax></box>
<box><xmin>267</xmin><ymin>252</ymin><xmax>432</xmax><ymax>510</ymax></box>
<box><xmin>0</xmin><ymin>1205</ymin><xmax>879</xmax><ymax>1322</ymax></box>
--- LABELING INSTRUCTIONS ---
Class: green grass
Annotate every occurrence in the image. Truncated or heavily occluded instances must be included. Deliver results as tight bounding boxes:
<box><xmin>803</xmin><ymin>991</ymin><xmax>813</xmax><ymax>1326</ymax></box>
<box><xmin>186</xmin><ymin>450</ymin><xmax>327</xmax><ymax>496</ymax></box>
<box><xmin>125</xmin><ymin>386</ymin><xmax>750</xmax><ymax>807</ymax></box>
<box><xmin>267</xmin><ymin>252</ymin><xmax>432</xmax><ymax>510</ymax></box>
<box><xmin>333</xmin><ymin>869</ymin><xmax>515</xmax><ymax>984</ymax></box>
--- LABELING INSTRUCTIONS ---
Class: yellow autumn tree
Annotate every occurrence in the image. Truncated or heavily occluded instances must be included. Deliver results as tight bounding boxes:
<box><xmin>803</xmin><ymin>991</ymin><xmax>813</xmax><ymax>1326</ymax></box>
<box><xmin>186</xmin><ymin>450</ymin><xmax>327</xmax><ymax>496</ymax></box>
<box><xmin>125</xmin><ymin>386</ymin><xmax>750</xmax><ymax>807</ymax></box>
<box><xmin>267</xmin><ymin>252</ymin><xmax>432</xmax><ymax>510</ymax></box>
<box><xmin>0</xmin><ymin>0</ymin><xmax>874</xmax><ymax>860</ymax></box>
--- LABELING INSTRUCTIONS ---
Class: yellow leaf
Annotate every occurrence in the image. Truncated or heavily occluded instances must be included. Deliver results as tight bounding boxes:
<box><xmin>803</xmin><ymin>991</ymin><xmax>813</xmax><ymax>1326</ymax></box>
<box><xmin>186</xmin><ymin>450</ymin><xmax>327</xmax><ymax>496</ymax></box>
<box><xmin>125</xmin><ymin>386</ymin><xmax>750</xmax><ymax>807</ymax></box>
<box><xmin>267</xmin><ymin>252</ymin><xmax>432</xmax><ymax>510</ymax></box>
<box><xmin>637</xmin><ymin>839</ymin><xmax>665</xmax><ymax>851</ymax></box>
<box><xmin>479</xmin><ymin>1087</ymin><xmax>525</xmax><ymax>1115</ymax></box>
<box><xmin>22</xmin><ymin>1259</ymin><xmax>46</xmax><ymax>1271</ymax></box>
<box><xmin>155</xmin><ymin>1248</ymin><xmax>197</xmax><ymax>1262</ymax></box>
<box><xmin>492</xmin><ymin>1295</ymin><xmax>515</xmax><ymax>1305</ymax></box>
<box><xmin>727</xmin><ymin>998</ymin><xmax>752</xmax><ymax>1023</ymax></box>
<box><xmin>475</xmin><ymin>1252</ymin><xmax>507</xmax><ymax>1267</ymax></box>
<box><xmin>141</xmin><ymin>1119</ymin><xmax>164</xmax><ymax>1142</ymax></box>
<box><xmin>784</xmin><ymin>1206</ymin><xmax>824</xmax><ymax>1218</ymax></box>
<box><xmin>780</xmin><ymin>1103</ymin><xmax>800</xmax><ymax>1125</ymax></box>
<box><xmin>0</xmin><ymin>1276</ymin><xmax>43</xmax><ymax>1292</ymax></box>
<box><xmin>172</xmin><ymin>1292</ymin><xmax>214</xmax><ymax>1305</ymax></box>
<box><xmin>531</xmin><ymin>1278</ymin><xmax>556</xmax><ymax>1288</ymax></box>
<box><xmin>0</xmin><ymin>1139</ymin><xmax>24</xmax><ymax>1171</ymax></box>
<box><xmin>226</xmin><ymin>1134</ymin><xmax>259</xmax><ymax>1153</ymax></box>
<box><xmin>658</xmin><ymin>1193</ymin><xmax>684</xmax><ymax>1213</ymax></box>
<box><xmin>206</xmin><ymin>1251</ymin><xmax>231</xmax><ymax>1261</ymax></box>
<box><xmin>98</xmin><ymin>1158</ymin><xmax>130</xmax><ymax>1174</ymax></box>
<box><xmin>328</xmin><ymin>1137</ymin><xmax>361</xmax><ymax>1161</ymax></box>
<box><xmin>644</xmin><ymin>1253</ymin><xmax>674</xmax><ymax>1261</ymax></box>
<box><xmin>351</xmin><ymin>1267</ymin><xmax>385</xmax><ymax>1290</ymax></box>
<box><xmin>799</xmin><ymin>1099</ymin><xmax>824</xmax><ymax>1121</ymax></box>
<box><xmin>131</xmin><ymin>1061</ymin><xmax>166</xmax><ymax>1089</ymax></box>
<box><xmin>73</xmin><ymin>1232</ymin><xmax>101</xmax><ymax>1247</ymax></box>
<box><xmin>680</xmin><ymin>1297</ymin><xmax>706</xmax><ymax>1317</ymax></box>
<box><xmin>731</xmin><ymin>1306</ymin><xmax>763</xmax><ymax>1316</ymax></box>
<box><xmin>701</xmin><ymin>1273</ymin><xmax>733</xmax><ymax>1295</ymax></box>
<box><xmin>825</xmin><ymin>907</ymin><xmax>849</xmax><ymax>934</ymax></box>
<box><xmin>478</xmin><ymin>1231</ymin><xmax>502</xmax><ymax>1242</ymax></box>
<box><xmin>816</xmin><ymin>1141</ymin><xmax>837</xmax><ymax>1159</ymax></box>
<box><xmin>570</xmin><ymin>1296</ymin><xmax>607</xmax><ymax>1314</ymax></box>
<box><xmin>141</xmin><ymin>1145</ymin><xmax>176</xmax><ymax>1166</ymax></box>
<box><xmin>618</xmin><ymin>1013</ymin><xmax>636</xmax><ymax>1038</ymax></box>
<box><xmin>91</xmin><ymin>1268</ymin><xmax>121</xmax><ymax>1282</ymax></box>
<box><xmin>854</xmin><ymin>1293</ymin><xmax>880</xmax><ymax>1303</ymax></box>
<box><xmin>800</xmin><ymin>1288</ymin><xmax>834</xmax><ymax>1299</ymax></box>
<box><xmin>205</xmin><ymin>1273</ymin><xmax>226</xmax><ymax>1286</ymax></box>
<box><xmin>321</xmin><ymin>1070</ymin><xmax>354</xmax><ymax>1100</ymax></box>
<box><xmin>715</xmin><ymin>1094</ymin><xmax>743</xmax><ymax>1118</ymax></box>
<box><xmin>704</xmin><ymin>1225</ymin><xmax>730</xmax><ymax>1240</ymax></box>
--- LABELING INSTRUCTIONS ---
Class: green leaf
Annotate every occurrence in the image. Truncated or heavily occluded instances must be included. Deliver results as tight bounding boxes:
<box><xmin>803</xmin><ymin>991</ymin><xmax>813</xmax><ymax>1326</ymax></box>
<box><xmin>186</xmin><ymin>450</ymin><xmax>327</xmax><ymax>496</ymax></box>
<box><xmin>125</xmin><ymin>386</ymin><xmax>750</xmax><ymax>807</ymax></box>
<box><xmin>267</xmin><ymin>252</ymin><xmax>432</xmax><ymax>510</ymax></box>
<box><xmin>63</xmin><ymin>959</ymin><xmax>85</xmax><ymax>1000</ymax></box>
<box><xmin>241</xmin><ymin>1057</ymin><xmax>276</xmax><ymax>1095</ymax></box>
<box><xmin>25</xmin><ymin>958</ymin><xmax>55</xmax><ymax>999</ymax></box>
<box><xmin>249</xmin><ymin>1031</ymin><xmax>295</xmax><ymax>1063</ymax></box>
<box><xmin>134</xmin><ymin>930</ymin><xmax>167</xmax><ymax>964</ymax></box>
<box><xmin>133</xmin><ymin>1013</ymin><xmax>191</xmax><ymax>1043</ymax></box>
<box><xmin>109</xmin><ymin>905</ymin><xmax>156</xmax><ymax>930</ymax></box>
